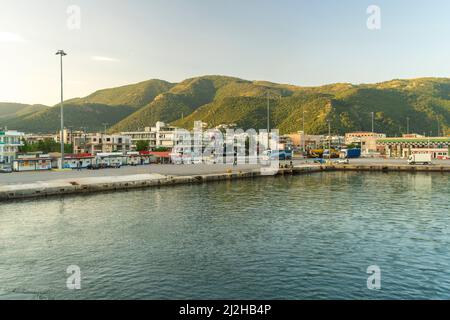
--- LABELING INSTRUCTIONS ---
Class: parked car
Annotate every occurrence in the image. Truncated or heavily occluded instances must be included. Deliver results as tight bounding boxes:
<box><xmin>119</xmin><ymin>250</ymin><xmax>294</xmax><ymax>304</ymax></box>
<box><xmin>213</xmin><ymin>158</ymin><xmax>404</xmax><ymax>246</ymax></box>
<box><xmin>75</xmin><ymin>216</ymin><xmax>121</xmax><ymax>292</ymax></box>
<box><xmin>0</xmin><ymin>166</ymin><xmax>13</xmax><ymax>173</ymax></box>
<box><xmin>336</xmin><ymin>158</ymin><xmax>349</xmax><ymax>164</ymax></box>
<box><xmin>313</xmin><ymin>158</ymin><xmax>326</xmax><ymax>164</ymax></box>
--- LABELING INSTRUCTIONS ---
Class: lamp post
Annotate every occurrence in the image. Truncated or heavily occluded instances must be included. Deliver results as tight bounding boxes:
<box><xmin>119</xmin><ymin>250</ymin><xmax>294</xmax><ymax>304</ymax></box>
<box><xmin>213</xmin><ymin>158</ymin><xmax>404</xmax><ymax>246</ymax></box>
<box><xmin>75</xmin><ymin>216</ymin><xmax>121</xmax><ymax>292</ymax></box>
<box><xmin>437</xmin><ymin>117</ymin><xmax>441</xmax><ymax>137</ymax></box>
<box><xmin>327</xmin><ymin>119</ymin><xmax>331</xmax><ymax>162</ymax></box>
<box><xmin>266</xmin><ymin>92</ymin><xmax>281</xmax><ymax>150</ymax></box>
<box><xmin>302</xmin><ymin>107</ymin><xmax>306</xmax><ymax>155</ymax></box>
<box><xmin>266</xmin><ymin>93</ymin><xmax>270</xmax><ymax>150</ymax></box>
<box><xmin>56</xmin><ymin>50</ymin><xmax>67</xmax><ymax>169</ymax></box>
<box><xmin>371</xmin><ymin>112</ymin><xmax>374</xmax><ymax>133</ymax></box>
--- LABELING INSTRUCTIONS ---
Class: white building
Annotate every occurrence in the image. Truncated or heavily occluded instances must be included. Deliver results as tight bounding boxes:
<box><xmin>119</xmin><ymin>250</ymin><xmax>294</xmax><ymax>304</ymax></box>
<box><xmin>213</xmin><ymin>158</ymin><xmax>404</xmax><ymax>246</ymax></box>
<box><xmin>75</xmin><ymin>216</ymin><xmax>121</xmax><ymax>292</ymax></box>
<box><xmin>0</xmin><ymin>130</ymin><xmax>25</xmax><ymax>167</ymax></box>
<box><xmin>73</xmin><ymin>133</ymin><xmax>132</xmax><ymax>155</ymax></box>
<box><xmin>120</xmin><ymin>121</ymin><xmax>179</xmax><ymax>151</ymax></box>
<box><xmin>345</xmin><ymin>132</ymin><xmax>387</xmax><ymax>154</ymax></box>
<box><xmin>121</xmin><ymin>127</ymin><xmax>157</xmax><ymax>150</ymax></box>
<box><xmin>154</xmin><ymin>121</ymin><xmax>178</xmax><ymax>149</ymax></box>
<box><xmin>55</xmin><ymin>129</ymin><xmax>86</xmax><ymax>145</ymax></box>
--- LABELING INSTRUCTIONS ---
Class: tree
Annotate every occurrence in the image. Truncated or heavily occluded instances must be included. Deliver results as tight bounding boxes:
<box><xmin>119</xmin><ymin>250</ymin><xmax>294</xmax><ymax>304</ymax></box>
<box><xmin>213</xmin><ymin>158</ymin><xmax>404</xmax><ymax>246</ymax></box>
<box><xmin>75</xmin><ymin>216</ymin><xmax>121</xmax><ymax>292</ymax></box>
<box><xmin>136</xmin><ymin>140</ymin><xmax>150</xmax><ymax>152</ymax></box>
<box><xmin>19</xmin><ymin>138</ymin><xmax>72</xmax><ymax>154</ymax></box>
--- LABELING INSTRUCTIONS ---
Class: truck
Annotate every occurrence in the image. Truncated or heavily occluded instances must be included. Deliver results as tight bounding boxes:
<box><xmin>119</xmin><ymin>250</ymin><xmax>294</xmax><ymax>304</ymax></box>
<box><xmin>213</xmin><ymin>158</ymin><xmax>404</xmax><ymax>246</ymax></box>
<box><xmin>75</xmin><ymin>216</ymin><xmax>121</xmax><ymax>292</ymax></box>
<box><xmin>408</xmin><ymin>154</ymin><xmax>432</xmax><ymax>165</ymax></box>
<box><xmin>340</xmin><ymin>148</ymin><xmax>361</xmax><ymax>159</ymax></box>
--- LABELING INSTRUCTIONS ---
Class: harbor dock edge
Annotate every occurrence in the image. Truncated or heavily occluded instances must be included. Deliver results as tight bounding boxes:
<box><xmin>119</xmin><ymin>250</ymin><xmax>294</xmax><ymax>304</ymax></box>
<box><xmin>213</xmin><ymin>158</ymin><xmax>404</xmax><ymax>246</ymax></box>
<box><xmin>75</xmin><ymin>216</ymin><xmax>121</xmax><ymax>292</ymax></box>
<box><xmin>1</xmin><ymin>163</ymin><xmax>449</xmax><ymax>201</ymax></box>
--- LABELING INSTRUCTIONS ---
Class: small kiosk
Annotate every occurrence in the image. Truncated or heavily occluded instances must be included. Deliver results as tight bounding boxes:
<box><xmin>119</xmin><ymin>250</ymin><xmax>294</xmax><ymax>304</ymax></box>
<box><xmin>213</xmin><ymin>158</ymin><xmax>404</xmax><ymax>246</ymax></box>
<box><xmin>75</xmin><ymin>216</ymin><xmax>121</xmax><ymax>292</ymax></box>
<box><xmin>13</xmin><ymin>154</ymin><xmax>52</xmax><ymax>172</ymax></box>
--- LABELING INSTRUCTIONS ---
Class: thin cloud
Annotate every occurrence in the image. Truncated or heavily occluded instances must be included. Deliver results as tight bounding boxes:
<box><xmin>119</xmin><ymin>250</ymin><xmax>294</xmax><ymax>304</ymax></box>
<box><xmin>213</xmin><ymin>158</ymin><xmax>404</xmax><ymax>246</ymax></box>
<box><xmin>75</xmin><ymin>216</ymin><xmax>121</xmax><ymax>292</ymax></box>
<box><xmin>91</xmin><ymin>56</ymin><xmax>120</xmax><ymax>62</ymax></box>
<box><xmin>0</xmin><ymin>32</ymin><xmax>25</xmax><ymax>43</ymax></box>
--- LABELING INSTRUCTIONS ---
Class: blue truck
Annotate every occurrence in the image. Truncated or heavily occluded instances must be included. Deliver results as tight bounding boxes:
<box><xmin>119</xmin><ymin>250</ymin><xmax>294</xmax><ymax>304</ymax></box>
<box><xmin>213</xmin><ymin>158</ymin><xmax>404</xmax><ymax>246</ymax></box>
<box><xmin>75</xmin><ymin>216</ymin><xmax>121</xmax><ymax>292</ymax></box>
<box><xmin>341</xmin><ymin>148</ymin><xmax>361</xmax><ymax>159</ymax></box>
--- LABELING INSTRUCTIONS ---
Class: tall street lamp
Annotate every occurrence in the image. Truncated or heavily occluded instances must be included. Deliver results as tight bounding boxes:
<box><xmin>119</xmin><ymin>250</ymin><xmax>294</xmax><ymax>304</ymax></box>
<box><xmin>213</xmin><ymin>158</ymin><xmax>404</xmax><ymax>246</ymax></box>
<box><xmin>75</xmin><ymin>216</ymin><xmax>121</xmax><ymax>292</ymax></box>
<box><xmin>327</xmin><ymin>119</ymin><xmax>332</xmax><ymax>162</ymax></box>
<box><xmin>302</xmin><ymin>107</ymin><xmax>306</xmax><ymax>155</ymax></box>
<box><xmin>56</xmin><ymin>50</ymin><xmax>67</xmax><ymax>169</ymax></box>
<box><xmin>371</xmin><ymin>112</ymin><xmax>374</xmax><ymax>133</ymax></box>
<box><xmin>266</xmin><ymin>92</ymin><xmax>281</xmax><ymax>150</ymax></box>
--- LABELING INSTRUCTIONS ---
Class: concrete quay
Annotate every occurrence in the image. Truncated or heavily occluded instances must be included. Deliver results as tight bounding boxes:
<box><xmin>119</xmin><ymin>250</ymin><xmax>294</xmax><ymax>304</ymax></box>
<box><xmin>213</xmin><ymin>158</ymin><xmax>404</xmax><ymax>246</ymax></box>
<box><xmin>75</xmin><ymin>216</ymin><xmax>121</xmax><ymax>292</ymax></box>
<box><xmin>333</xmin><ymin>163</ymin><xmax>450</xmax><ymax>172</ymax></box>
<box><xmin>1</xmin><ymin>161</ymin><xmax>449</xmax><ymax>201</ymax></box>
<box><xmin>0</xmin><ymin>166</ymin><xmax>324</xmax><ymax>201</ymax></box>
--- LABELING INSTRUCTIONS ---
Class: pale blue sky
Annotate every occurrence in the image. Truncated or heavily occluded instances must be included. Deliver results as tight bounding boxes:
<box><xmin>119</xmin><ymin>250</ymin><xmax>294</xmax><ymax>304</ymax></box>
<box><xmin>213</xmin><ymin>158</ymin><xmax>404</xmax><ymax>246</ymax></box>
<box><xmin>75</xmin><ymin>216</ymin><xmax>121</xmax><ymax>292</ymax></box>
<box><xmin>1</xmin><ymin>0</ymin><xmax>450</xmax><ymax>105</ymax></box>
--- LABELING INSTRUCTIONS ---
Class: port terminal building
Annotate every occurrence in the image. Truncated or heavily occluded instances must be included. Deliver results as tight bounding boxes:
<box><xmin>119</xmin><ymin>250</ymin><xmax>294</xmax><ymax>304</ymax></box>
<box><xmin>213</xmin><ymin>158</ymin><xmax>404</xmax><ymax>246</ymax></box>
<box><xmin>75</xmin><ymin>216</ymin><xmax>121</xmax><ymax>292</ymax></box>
<box><xmin>377</xmin><ymin>136</ymin><xmax>450</xmax><ymax>159</ymax></box>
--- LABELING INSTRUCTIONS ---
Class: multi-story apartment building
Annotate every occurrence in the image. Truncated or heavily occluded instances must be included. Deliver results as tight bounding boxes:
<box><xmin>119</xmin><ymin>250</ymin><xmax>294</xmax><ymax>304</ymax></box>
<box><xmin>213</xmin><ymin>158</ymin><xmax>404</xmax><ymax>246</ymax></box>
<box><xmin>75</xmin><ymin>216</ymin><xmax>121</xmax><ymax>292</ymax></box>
<box><xmin>55</xmin><ymin>129</ymin><xmax>86</xmax><ymax>145</ymax></box>
<box><xmin>120</xmin><ymin>127</ymin><xmax>157</xmax><ymax>150</ymax></box>
<box><xmin>154</xmin><ymin>121</ymin><xmax>178</xmax><ymax>150</ymax></box>
<box><xmin>73</xmin><ymin>133</ymin><xmax>131</xmax><ymax>155</ymax></box>
<box><xmin>23</xmin><ymin>133</ymin><xmax>56</xmax><ymax>145</ymax></box>
<box><xmin>0</xmin><ymin>130</ymin><xmax>25</xmax><ymax>167</ymax></box>
<box><xmin>120</xmin><ymin>121</ymin><xmax>179</xmax><ymax>151</ymax></box>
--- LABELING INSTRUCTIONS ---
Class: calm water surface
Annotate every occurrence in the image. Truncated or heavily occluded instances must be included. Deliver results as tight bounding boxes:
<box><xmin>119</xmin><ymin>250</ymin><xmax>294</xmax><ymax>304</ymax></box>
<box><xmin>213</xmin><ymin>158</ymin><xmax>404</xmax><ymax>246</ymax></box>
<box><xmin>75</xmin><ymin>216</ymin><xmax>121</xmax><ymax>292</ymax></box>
<box><xmin>0</xmin><ymin>172</ymin><xmax>449</xmax><ymax>299</ymax></box>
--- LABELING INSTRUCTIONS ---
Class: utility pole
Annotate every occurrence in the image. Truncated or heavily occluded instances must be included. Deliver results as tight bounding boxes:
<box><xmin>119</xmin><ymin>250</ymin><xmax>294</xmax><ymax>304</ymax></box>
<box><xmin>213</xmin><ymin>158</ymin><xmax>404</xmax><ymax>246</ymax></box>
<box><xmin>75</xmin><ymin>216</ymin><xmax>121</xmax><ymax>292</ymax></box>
<box><xmin>267</xmin><ymin>93</ymin><xmax>270</xmax><ymax>150</ymax></box>
<box><xmin>302</xmin><ymin>107</ymin><xmax>306</xmax><ymax>155</ymax></box>
<box><xmin>56</xmin><ymin>50</ymin><xmax>67</xmax><ymax>169</ymax></box>
<box><xmin>328</xmin><ymin>120</ymin><xmax>331</xmax><ymax>162</ymax></box>
<box><xmin>265</xmin><ymin>92</ymin><xmax>281</xmax><ymax>150</ymax></box>
<box><xmin>371</xmin><ymin>112</ymin><xmax>374</xmax><ymax>133</ymax></box>
<box><xmin>437</xmin><ymin>117</ymin><xmax>441</xmax><ymax>137</ymax></box>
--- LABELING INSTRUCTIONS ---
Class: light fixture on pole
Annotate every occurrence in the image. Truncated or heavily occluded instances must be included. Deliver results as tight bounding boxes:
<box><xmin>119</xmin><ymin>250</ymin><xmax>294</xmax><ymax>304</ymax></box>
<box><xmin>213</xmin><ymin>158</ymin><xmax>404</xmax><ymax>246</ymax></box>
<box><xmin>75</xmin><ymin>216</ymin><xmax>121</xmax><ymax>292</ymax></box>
<box><xmin>302</xmin><ymin>107</ymin><xmax>306</xmax><ymax>154</ymax></box>
<box><xmin>265</xmin><ymin>92</ymin><xmax>281</xmax><ymax>150</ymax></box>
<box><xmin>371</xmin><ymin>112</ymin><xmax>374</xmax><ymax>133</ymax></box>
<box><xmin>266</xmin><ymin>93</ymin><xmax>270</xmax><ymax>150</ymax></box>
<box><xmin>56</xmin><ymin>50</ymin><xmax>67</xmax><ymax>169</ymax></box>
<box><xmin>327</xmin><ymin>119</ymin><xmax>332</xmax><ymax>162</ymax></box>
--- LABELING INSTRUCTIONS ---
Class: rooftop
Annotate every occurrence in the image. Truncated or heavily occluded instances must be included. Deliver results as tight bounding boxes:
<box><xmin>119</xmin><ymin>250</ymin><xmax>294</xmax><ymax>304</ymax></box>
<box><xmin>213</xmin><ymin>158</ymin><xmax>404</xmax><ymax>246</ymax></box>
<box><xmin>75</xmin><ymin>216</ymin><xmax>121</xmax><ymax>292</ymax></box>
<box><xmin>378</xmin><ymin>137</ymin><xmax>450</xmax><ymax>143</ymax></box>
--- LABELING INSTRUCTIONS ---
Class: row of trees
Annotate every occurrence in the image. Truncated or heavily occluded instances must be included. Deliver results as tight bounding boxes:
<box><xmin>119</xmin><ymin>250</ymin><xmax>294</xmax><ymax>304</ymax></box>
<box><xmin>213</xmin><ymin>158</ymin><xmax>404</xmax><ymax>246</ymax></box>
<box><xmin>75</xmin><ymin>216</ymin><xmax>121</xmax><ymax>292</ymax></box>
<box><xmin>19</xmin><ymin>139</ymin><xmax>73</xmax><ymax>154</ymax></box>
<box><xmin>135</xmin><ymin>140</ymin><xmax>169</xmax><ymax>152</ymax></box>
<box><xmin>19</xmin><ymin>139</ymin><xmax>168</xmax><ymax>154</ymax></box>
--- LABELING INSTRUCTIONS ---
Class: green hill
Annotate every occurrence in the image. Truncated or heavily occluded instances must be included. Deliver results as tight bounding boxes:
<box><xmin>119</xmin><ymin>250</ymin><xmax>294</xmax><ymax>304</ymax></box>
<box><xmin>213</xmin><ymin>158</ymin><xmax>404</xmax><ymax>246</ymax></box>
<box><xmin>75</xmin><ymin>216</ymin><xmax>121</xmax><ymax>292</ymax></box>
<box><xmin>169</xmin><ymin>77</ymin><xmax>450</xmax><ymax>136</ymax></box>
<box><xmin>0</xmin><ymin>103</ymin><xmax>48</xmax><ymax>120</ymax></box>
<box><xmin>0</xmin><ymin>79</ymin><xmax>174</xmax><ymax>133</ymax></box>
<box><xmin>2</xmin><ymin>76</ymin><xmax>450</xmax><ymax>135</ymax></box>
<box><xmin>3</xmin><ymin>103</ymin><xmax>138</xmax><ymax>133</ymax></box>
<box><xmin>65</xmin><ymin>79</ymin><xmax>174</xmax><ymax>108</ymax></box>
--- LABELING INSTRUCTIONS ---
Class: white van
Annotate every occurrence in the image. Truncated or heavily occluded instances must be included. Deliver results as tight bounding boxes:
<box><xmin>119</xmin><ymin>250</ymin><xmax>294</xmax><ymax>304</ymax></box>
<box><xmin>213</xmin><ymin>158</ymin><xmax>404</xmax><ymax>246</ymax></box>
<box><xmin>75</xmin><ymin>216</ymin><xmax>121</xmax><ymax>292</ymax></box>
<box><xmin>408</xmin><ymin>154</ymin><xmax>432</xmax><ymax>165</ymax></box>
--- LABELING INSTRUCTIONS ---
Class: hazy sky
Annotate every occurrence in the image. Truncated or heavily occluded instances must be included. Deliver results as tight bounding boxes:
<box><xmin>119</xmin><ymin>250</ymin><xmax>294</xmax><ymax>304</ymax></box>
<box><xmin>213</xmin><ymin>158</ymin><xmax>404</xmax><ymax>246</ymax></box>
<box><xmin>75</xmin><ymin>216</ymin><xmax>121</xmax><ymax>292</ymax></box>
<box><xmin>1</xmin><ymin>0</ymin><xmax>450</xmax><ymax>105</ymax></box>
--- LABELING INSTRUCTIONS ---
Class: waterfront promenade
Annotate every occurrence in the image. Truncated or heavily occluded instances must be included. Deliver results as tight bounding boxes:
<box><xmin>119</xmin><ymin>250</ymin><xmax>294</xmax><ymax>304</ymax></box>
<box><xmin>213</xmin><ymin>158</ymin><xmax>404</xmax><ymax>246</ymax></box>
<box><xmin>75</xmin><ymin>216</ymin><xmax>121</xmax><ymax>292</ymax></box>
<box><xmin>1</xmin><ymin>159</ymin><xmax>449</xmax><ymax>201</ymax></box>
<box><xmin>0</xmin><ymin>163</ymin><xmax>262</xmax><ymax>185</ymax></box>
<box><xmin>1</xmin><ymin>158</ymin><xmax>450</xmax><ymax>186</ymax></box>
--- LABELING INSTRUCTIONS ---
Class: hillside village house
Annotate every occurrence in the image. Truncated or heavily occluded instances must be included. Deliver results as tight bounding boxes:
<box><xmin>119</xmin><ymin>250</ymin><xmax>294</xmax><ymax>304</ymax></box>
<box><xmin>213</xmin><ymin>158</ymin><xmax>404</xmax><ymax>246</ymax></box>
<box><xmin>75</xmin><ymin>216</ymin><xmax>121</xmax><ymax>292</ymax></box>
<box><xmin>0</xmin><ymin>130</ymin><xmax>24</xmax><ymax>168</ymax></box>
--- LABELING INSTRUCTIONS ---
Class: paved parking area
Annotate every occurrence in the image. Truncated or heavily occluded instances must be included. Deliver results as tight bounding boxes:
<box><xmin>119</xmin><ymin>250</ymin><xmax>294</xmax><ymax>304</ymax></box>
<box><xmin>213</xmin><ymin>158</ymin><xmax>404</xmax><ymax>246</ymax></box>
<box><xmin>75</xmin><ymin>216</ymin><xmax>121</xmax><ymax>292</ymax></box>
<box><xmin>0</xmin><ymin>164</ymin><xmax>262</xmax><ymax>185</ymax></box>
<box><xmin>1</xmin><ymin>158</ymin><xmax>449</xmax><ymax>186</ymax></box>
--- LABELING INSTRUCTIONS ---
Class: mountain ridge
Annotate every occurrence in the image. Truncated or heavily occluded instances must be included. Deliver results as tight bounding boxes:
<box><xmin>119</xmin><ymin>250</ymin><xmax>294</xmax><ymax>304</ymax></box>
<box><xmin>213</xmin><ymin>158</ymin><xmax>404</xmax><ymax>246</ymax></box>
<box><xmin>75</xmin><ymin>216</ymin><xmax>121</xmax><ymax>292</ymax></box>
<box><xmin>1</xmin><ymin>75</ymin><xmax>449</xmax><ymax>135</ymax></box>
